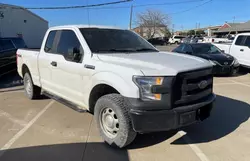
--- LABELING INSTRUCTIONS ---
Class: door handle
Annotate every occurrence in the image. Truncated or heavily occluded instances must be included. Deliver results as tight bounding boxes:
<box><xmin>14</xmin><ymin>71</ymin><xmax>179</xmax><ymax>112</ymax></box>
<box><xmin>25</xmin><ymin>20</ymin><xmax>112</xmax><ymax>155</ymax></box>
<box><xmin>50</xmin><ymin>61</ymin><xmax>57</xmax><ymax>67</ymax></box>
<box><xmin>240</xmin><ymin>49</ymin><xmax>244</xmax><ymax>52</ymax></box>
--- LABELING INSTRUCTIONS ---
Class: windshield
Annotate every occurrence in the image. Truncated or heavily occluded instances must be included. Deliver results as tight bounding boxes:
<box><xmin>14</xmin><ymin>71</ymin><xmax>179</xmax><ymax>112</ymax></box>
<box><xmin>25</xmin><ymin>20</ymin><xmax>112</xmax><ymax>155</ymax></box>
<box><xmin>191</xmin><ymin>43</ymin><xmax>222</xmax><ymax>55</ymax></box>
<box><xmin>80</xmin><ymin>28</ymin><xmax>158</xmax><ymax>53</ymax></box>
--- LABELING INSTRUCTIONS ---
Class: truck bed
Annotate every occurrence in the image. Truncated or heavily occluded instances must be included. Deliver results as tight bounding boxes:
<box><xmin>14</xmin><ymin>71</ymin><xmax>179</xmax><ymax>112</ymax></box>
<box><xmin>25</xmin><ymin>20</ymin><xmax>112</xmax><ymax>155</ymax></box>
<box><xmin>213</xmin><ymin>43</ymin><xmax>231</xmax><ymax>54</ymax></box>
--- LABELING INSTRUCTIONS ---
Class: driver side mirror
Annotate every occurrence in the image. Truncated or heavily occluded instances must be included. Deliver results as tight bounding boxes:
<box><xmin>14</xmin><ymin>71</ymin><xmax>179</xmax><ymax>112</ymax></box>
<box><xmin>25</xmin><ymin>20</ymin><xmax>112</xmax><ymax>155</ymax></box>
<box><xmin>185</xmin><ymin>51</ymin><xmax>192</xmax><ymax>55</ymax></box>
<box><xmin>67</xmin><ymin>47</ymin><xmax>83</xmax><ymax>63</ymax></box>
<box><xmin>221</xmin><ymin>50</ymin><xmax>225</xmax><ymax>53</ymax></box>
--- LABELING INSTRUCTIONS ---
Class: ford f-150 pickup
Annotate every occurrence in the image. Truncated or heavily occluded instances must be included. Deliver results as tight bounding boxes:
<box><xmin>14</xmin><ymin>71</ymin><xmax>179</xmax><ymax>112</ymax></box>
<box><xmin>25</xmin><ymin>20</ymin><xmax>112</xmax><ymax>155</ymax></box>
<box><xmin>213</xmin><ymin>33</ymin><xmax>250</xmax><ymax>68</ymax></box>
<box><xmin>17</xmin><ymin>25</ymin><xmax>216</xmax><ymax>148</ymax></box>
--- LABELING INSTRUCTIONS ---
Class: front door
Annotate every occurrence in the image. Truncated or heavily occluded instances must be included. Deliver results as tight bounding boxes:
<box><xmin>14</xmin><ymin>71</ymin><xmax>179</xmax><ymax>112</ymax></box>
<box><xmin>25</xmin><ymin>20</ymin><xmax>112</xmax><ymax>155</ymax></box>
<box><xmin>241</xmin><ymin>36</ymin><xmax>250</xmax><ymax>67</ymax></box>
<box><xmin>42</xmin><ymin>29</ymin><xmax>87</xmax><ymax>107</ymax></box>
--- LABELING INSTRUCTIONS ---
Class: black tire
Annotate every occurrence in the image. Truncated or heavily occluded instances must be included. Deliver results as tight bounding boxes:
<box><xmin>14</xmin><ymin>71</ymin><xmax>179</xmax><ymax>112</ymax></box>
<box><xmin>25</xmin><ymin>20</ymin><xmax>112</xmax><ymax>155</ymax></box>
<box><xmin>23</xmin><ymin>72</ymin><xmax>41</xmax><ymax>100</ymax></box>
<box><xmin>94</xmin><ymin>94</ymin><xmax>137</xmax><ymax>148</ymax></box>
<box><xmin>175</xmin><ymin>41</ymin><xmax>179</xmax><ymax>44</ymax></box>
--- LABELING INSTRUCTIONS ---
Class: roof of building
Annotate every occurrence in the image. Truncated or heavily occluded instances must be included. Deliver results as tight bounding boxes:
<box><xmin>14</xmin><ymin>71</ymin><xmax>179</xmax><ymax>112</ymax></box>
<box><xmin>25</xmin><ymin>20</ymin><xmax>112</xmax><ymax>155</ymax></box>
<box><xmin>227</xmin><ymin>22</ymin><xmax>243</xmax><ymax>28</ymax></box>
<box><xmin>0</xmin><ymin>3</ymin><xmax>48</xmax><ymax>23</ymax></box>
<box><xmin>214</xmin><ymin>21</ymin><xmax>250</xmax><ymax>33</ymax></box>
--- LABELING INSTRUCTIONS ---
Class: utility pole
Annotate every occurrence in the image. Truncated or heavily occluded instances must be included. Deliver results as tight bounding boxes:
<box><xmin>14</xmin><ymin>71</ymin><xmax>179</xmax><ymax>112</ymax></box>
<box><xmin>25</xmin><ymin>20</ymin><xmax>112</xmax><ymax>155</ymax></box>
<box><xmin>129</xmin><ymin>5</ymin><xmax>133</xmax><ymax>30</ymax></box>
<box><xmin>172</xmin><ymin>24</ymin><xmax>175</xmax><ymax>35</ymax></box>
<box><xmin>195</xmin><ymin>23</ymin><xmax>197</xmax><ymax>35</ymax></box>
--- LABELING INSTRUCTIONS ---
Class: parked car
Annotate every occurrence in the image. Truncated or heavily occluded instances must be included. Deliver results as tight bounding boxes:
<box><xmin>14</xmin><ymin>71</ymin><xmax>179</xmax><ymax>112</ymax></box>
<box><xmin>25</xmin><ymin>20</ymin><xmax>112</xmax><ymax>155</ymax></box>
<box><xmin>169</xmin><ymin>35</ymin><xmax>186</xmax><ymax>44</ymax></box>
<box><xmin>204</xmin><ymin>36</ymin><xmax>233</xmax><ymax>43</ymax></box>
<box><xmin>17</xmin><ymin>25</ymin><xmax>215</xmax><ymax>148</ymax></box>
<box><xmin>172</xmin><ymin>43</ymin><xmax>240</xmax><ymax>75</ymax></box>
<box><xmin>213</xmin><ymin>33</ymin><xmax>250</xmax><ymax>68</ymax></box>
<box><xmin>0</xmin><ymin>37</ymin><xmax>27</xmax><ymax>77</ymax></box>
<box><xmin>181</xmin><ymin>37</ymin><xmax>200</xmax><ymax>43</ymax></box>
<box><xmin>147</xmin><ymin>37</ymin><xmax>168</xmax><ymax>46</ymax></box>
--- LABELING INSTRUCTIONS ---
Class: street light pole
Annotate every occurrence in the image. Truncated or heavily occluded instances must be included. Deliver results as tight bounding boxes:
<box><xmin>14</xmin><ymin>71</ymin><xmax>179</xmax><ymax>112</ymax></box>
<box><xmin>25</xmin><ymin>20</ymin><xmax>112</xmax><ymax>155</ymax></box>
<box><xmin>129</xmin><ymin>5</ymin><xmax>133</xmax><ymax>30</ymax></box>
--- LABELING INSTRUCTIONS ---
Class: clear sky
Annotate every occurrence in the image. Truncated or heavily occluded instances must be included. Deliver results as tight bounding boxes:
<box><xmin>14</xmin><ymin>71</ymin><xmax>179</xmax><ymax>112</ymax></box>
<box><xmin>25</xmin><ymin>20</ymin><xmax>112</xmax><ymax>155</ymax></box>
<box><xmin>1</xmin><ymin>0</ymin><xmax>250</xmax><ymax>31</ymax></box>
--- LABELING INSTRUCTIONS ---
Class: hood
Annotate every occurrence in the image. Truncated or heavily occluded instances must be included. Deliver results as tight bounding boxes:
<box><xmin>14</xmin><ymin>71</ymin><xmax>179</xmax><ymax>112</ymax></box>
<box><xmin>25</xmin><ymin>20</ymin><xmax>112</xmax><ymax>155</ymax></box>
<box><xmin>97</xmin><ymin>52</ymin><xmax>212</xmax><ymax>76</ymax></box>
<box><xmin>197</xmin><ymin>53</ymin><xmax>234</xmax><ymax>65</ymax></box>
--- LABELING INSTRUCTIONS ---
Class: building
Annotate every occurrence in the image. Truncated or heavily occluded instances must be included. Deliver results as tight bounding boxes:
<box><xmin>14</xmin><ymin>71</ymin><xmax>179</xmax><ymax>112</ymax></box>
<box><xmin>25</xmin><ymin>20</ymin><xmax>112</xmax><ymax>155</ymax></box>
<box><xmin>214</xmin><ymin>21</ymin><xmax>250</xmax><ymax>36</ymax></box>
<box><xmin>175</xmin><ymin>25</ymin><xmax>221</xmax><ymax>36</ymax></box>
<box><xmin>133</xmin><ymin>25</ymin><xmax>168</xmax><ymax>39</ymax></box>
<box><xmin>219</xmin><ymin>22</ymin><xmax>243</xmax><ymax>30</ymax></box>
<box><xmin>0</xmin><ymin>3</ymin><xmax>48</xmax><ymax>48</ymax></box>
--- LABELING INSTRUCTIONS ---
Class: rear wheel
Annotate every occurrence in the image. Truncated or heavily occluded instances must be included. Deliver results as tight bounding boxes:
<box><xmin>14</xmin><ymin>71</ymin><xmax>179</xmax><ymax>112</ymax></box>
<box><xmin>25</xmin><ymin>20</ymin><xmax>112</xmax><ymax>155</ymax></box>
<box><xmin>23</xmin><ymin>73</ymin><xmax>41</xmax><ymax>99</ymax></box>
<box><xmin>94</xmin><ymin>94</ymin><xmax>137</xmax><ymax>148</ymax></box>
<box><xmin>175</xmin><ymin>41</ymin><xmax>179</xmax><ymax>44</ymax></box>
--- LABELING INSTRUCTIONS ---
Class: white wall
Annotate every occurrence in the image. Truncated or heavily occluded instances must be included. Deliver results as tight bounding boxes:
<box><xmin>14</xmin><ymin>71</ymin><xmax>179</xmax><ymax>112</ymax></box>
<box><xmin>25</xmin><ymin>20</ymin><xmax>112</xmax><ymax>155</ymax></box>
<box><xmin>0</xmin><ymin>6</ymin><xmax>48</xmax><ymax>48</ymax></box>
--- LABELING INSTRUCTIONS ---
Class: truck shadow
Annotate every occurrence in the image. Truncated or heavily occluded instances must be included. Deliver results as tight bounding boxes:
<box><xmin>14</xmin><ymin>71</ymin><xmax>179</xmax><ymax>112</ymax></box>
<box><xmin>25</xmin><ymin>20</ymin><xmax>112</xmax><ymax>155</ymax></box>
<box><xmin>0</xmin><ymin>142</ymin><xmax>130</xmax><ymax>161</ymax></box>
<box><xmin>171</xmin><ymin>95</ymin><xmax>250</xmax><ymax>145</ymax></box>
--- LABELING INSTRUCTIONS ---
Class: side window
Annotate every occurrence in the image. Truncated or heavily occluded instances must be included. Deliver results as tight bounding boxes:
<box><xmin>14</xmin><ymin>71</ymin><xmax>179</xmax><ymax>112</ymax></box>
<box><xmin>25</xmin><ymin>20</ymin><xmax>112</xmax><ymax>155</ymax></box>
<box><xmin>173</xmin><ymin>44</ymin><xmax>184</xmax><ymax>53</ymax></box>
<box><xmin>235</xmin><ymin>36</ymin><xmax>246</xmax><ymax>46</ymax></box>
<box><xmin>243</xmin><ymin>36</ymin><xmax>250</xmax><ymax>47</ymax></box>
<box><xmin>44</xmin><ymin>31</ymin><xmax>57</xmax><ymax>53</ymax></box>
<box><xmin>183</xmin><ymin>45</ymin><xmax>192</xmax><ymax>53</ymax></box>
<box><xmin>56</xmin><ymin>30</ymin><xmax>84</xmax><ymax>63</ymax></box>
<box><xmin>0</xmin><ymin>40</ymin><xmax>15</xmax><ymax>51</ymax></box>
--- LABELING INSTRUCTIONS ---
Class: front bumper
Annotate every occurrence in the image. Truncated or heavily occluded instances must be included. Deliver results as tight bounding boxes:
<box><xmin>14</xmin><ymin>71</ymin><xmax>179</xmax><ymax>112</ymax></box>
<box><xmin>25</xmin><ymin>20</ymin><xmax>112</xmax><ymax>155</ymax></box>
<box><xmin>212</xmin><ymin>65</ymin><xmax>239</xmax><ymax>75</ymax></box>
<box><xmin>128</xmin><ymin>94</ymin><xmax>216</xmax><ymax>133</ymax></box>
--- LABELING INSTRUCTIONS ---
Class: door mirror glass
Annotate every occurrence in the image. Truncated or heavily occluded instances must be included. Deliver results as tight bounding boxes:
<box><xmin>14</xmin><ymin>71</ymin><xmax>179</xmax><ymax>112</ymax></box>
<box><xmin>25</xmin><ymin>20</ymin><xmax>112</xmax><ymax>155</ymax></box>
<box><xmin>67</xmin><ymin>47</ymin><xmax>83</xmax><ymax>63</ymax></box>
<box><xmin>185</xmin><ymin>51</ymin><xmax>192</xmax><ymax>54</ymax></box>
<box><xmin>221</xmin><ymin>50</ymin><xmax>225</xmax><ymax>53</ymax></box>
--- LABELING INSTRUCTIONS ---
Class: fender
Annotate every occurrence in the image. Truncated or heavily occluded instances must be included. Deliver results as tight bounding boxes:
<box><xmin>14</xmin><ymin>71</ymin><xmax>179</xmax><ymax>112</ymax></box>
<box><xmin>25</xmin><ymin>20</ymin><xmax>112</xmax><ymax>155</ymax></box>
<box><xmin>90</xmin><ymin>72</ymin><xmax>139</xmax><ymax>98</ymax></box>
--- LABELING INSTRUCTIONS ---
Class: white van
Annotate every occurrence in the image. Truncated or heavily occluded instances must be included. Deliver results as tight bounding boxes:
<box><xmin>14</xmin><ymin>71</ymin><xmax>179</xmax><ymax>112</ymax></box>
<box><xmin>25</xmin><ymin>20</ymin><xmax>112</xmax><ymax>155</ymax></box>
<box><xmin>169</xmin><ymin>35</ymin><xmax>186</xmax><ymax>44</ymax></box>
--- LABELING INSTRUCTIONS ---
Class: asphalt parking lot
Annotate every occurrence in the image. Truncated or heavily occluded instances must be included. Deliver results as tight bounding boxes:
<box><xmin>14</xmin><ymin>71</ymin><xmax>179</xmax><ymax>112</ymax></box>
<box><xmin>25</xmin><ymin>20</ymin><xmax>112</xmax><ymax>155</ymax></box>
<box><xmin>0</xmin><ymin>73</ymin><xmax>249</xmax><ymax>161</ymax></box>
<box><xmin>0</xmin><ymin>45</ymin><xmax>250</xmax><ymax>161</ymax></box>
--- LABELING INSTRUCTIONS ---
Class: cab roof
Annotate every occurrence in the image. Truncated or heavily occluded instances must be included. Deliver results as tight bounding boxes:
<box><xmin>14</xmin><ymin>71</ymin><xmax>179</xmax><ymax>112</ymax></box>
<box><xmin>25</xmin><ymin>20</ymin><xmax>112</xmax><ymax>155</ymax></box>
<box><xmin>49</xmin><ymin>25</ymin><xmax>122</xmax><ymax>30</ymax></box>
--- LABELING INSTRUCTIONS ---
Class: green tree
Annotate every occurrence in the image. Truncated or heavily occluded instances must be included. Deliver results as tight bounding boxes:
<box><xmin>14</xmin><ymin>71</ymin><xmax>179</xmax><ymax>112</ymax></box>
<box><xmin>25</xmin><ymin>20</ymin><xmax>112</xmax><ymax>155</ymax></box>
<box><xmin>196</xmin><ymin>30</ymin><xmax>205</xmax><ymax>35</ymax></box>
<box><xmin>187</xmin><ymin>30</ymin><xmax>195</xmax><ymax>35</ymax></box>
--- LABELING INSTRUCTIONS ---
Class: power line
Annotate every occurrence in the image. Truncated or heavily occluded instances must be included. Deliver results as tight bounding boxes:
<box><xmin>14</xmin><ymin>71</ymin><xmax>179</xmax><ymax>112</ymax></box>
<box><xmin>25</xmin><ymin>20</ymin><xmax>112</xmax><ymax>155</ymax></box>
<box><xmin>0</xmin><ymin>0</ymin><xmax>132</xmax><ymax>10</ymax></box>
<box><xmin>0</xmin><ymin>0</ymin><xmax>206</xmax><ymax>10</ymax></box>
<box><xmin>80</xmin><ymin>0</ymin><xmax>206</xmax><ymax>10</ymax></box>
<box><xmin>169</xmin><ymin>0</ymin><xmax>213</xmax><ymax>15</ymax></box>
<box><xmin>134</xmin><ymin>0</ymin><xmax>205</xmax><ymax>7</ymax></box>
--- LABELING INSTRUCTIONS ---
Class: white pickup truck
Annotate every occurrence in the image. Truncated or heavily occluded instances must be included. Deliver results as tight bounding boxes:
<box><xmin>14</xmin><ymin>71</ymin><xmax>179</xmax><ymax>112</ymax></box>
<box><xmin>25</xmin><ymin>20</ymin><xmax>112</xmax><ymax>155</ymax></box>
<box><xmin>213</xmin><ymin>33</ymin><xmax>250</xmax><ymax>68</ymax></box>
<box><xmin>17</xmin><ymin>25</ymin><xmax>215</xmax><ymax>148</ymax></box>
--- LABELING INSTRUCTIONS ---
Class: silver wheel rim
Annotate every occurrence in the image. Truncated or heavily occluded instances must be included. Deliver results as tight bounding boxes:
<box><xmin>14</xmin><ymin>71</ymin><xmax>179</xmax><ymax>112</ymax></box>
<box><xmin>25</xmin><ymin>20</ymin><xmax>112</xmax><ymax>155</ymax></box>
<box><xmin>24</xmin><ymin>75</ymin><xmax>32</xmax><ymax>96</ymax></box>
<box><xmin>100</xmin><ymin>107</ymin><xmax>119</xmax><ymax>138</ymax></box>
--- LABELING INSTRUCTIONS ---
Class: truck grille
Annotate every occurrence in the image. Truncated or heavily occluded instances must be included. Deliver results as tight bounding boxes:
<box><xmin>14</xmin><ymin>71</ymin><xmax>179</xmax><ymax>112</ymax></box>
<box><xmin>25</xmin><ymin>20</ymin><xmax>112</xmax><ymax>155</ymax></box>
<box><xmin>172</xmin><ymin>68</ymin><xmax>213</xmax><ymax>107</ymax></box>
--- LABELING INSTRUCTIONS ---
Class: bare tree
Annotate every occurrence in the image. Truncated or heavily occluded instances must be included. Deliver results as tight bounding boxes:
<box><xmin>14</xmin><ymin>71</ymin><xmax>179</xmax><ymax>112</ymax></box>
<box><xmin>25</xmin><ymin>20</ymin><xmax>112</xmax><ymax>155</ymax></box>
<box><xmin>136</xmin><ymin>9</ymin><xmax>171</xmax><ymax>39</ymax></box>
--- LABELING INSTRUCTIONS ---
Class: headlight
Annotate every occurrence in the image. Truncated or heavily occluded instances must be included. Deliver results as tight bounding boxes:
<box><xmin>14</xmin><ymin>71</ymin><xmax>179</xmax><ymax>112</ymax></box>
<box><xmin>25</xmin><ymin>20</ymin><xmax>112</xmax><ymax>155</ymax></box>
<box><xmin>133</xmin><ymin>76</ymin><xmax>164</xmax><ymax>101</ymax></box>
<box><xmin>233</xmin><ymin>59</ymin><xmax>239</xmax><ymax>66</ymax></box>
<box><xmin>209</xmin><ymin>60</ymin><xmax>216</xmax><ymax>66</ymax></box>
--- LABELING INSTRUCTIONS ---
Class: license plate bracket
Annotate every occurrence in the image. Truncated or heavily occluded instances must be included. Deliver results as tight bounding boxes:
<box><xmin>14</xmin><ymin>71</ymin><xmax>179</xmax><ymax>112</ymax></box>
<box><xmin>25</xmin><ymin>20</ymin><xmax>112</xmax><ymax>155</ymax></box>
<box><xmin>180</xmin><ymin>111</ymin><xmax>196</xmax><ymax>126</ymax></box>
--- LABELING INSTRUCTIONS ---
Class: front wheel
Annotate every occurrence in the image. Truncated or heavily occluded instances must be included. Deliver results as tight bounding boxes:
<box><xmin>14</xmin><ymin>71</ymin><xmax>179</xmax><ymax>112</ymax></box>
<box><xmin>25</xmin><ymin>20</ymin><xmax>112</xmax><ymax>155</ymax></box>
<box><xmin>23</xmin><ymin>73</ymin><xmax>41</xmax><ymax>99</ymax></box>
<box><xmin>94</xmin><ymin>94</ymin><xmax>137</xmax><ymax>148</ymax></box>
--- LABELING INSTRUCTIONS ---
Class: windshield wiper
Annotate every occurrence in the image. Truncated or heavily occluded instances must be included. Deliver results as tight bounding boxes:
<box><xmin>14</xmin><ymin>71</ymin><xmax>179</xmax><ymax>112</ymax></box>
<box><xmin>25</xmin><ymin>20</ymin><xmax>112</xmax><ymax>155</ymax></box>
<box><xmin>109</xmin><ymin>48</ymin><xmax>136</xmax><ymax>52</ymax></box>
<box><xmin>135</xmin><ymin>48</ymin><xmax>158</xmax><ymax>52</ymax></box>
